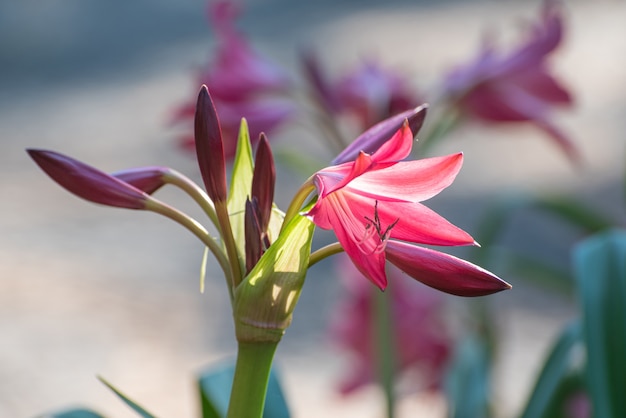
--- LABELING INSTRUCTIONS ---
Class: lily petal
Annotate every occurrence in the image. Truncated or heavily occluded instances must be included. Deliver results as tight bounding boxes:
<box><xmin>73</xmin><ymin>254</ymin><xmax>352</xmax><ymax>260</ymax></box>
<box><xmin>349</xmin><ymin>153</ymin><xmax>464</xmax><ymax>203</ymax></box>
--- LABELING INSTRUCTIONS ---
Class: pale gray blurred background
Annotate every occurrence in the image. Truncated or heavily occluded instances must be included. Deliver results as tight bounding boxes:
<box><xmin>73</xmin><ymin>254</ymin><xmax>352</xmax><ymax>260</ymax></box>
<box><xmin>1</xmin><ymin>0</ymin><xmax>625</xmax><ymax>417</ymax></box>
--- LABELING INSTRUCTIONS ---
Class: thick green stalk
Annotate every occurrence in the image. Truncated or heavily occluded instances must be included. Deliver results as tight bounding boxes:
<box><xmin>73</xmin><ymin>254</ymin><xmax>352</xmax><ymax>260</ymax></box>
<box><xmin>227</xmin><ymin>342</ymin><xmax>278</xmax><ymax>418</ymax></box>
<box><xmin>308</xmin><ymin>242</ymin><xmax>344</xmax><ymax>267</ymax></box>
<box><xmin>374</xmin><ymin>287</ymin><xmax>396</xmax><ymax>418</ymax></box>
<box><xmin>281</xmin><ymin>180</ymin><xmax>315</xmax><ymax>234</ymax></box>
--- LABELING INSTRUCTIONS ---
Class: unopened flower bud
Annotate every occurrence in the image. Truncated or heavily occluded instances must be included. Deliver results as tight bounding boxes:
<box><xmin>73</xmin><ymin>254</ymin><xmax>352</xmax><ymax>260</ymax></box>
<box><xmin>195</xmin><ymin>85</ymin><xmax>227</xmax><ymax>203</ymax></box>
<box><xmin>112</xmin><ymin>166</ymin><xmax>169</xmax><ymax>195</ymax></box>
<box><xmin>251</xmin><ymin>133</ymin><xmax>275</xmax><ymax>233</ymax></box>
<box><xmin>27</xmin><ymin>149</ymin><xmax>149</xmax><ymax>210</ymax></box>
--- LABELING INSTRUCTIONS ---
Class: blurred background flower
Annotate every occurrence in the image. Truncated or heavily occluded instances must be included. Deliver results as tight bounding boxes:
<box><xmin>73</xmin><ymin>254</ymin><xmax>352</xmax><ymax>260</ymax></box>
<box><xmin>438</xmin><ymin>0</ymin><xmax>576</xmax><ymax>162</ymax></box>
<box><xmin>170</xmin><ymin>0</ymin><xmax>295</xmax><ymax>159</ymax></box>
<box><xmin>304</xmin><ymin>51</ymin><xmax>422</xmax><ymax>130</ymax></box>
<box><xmin>330</xmin><ymin>257</ymin><xmax>452</xmax><ymax>397</ymax></box>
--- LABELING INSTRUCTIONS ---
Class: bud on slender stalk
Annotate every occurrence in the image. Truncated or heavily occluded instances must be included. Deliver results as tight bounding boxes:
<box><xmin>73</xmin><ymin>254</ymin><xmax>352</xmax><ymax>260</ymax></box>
<box><xmin>195</xmin><ymin>85</ymin><xmax>228</xmax><ymax>203</ymax></box>
<box><xmin>27</xmin><ymin>149</ymin><xmax>149</xmax><ymax>209</ymax></box>
<box><xmin>112</xmin><ymin>166</ymin><xmax>169</xmax><ymax>195</ymax></box>
<box><xmin>251</xmin><ymin>133</ymin><xmax>275</xmax><ymax>233</ymax></box>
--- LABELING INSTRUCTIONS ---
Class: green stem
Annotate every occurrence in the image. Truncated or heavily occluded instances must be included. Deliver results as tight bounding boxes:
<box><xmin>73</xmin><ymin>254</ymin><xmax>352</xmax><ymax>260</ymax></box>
<box><xmin>227</xmin><ymin>342</ymin><xmax>279</xmax><ymax>418</ymax></box>
<box><xmin>162</xmin><ymin>168</ymin><xmax>219</xmax><ymax>228</ymax></box>
<box><xmin>308</xmin><ymin>242</ymin><xmax>344</xmax><ymax>267</ymax></box>
<box><xmin>215</xmin><ymin>200</ymin><xmax>244</xmax><ymax>291</ymax></box>
<box><xmin>144</xmin><ymin>198</ymin><xmax>233</xmax><ymax>296</ymax></box>
<box><xmin>374</xmin><ymin>287</ymin><xmax>396</xmax><ymax>418</ymax></box>
<box><xmin>281</xmin><ymin>180</ymin><xmax>316</xmax><ymax>234</ymax></box>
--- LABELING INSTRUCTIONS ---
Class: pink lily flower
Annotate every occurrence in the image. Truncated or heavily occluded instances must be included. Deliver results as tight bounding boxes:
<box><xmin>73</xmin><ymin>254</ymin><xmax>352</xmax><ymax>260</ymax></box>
<box><xmin>171</xmin><ymin>0</ymin><xmax>294</xmax><ymax>159</ymax></box>
<box><xmin>442</xmin><ymin>0</ymin><xmax>576</xmax><ymax>162</ymax></box>
<box><xmin>303</xmin><ymin>51</ymin><xmax>422</xmax><ymax>131</ymax></box>
<box><xmin>306</xmin><ymin>121</ymin><xmax>511</xmax><ymax>294</ymax></box>
<box><xmin>331</xmin><ymin>257</ymin><xmax>451</xmax><ymax>395</ymax></box>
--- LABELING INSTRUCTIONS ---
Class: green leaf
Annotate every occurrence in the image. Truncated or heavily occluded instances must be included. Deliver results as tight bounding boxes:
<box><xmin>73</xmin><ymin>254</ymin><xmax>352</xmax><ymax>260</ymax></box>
<box><xmin>227</xmin><ymin>118</ymin><xmax>254</xmax><ymax>271</ymax></box>
<box><xmin>574</xmin><ymin>229</ymin><xmax>626</xmax><ymax>418</ymax></box>
<box><xmin>38</xmin><ymin>408</ymin><xmax>106</xmax><ymax>418</ymax></box>
<box><xmin>234</xmin><ymin>213</ymin><xmax>315</xmax><ymax>342</ymax></box>
<box><xmin>444</xmin><ymin>336</ymin><xmax>491</xmax><ymax>418</ymax></box>
<box><xmin>519</xmin><ymin>321</ymin><xmax>582</xmax><ymax>418</ymax></box>
<box><xmin>198</xmin><ymin>362</ymin><xmax>290</xmax><ymax>418</ymax></box>
<box><xmin>266</xmin><ymin>206</ymin><xmax>285</xmax><ymax>243</ymax></box>
<box><xmin>98</xmin><ymin>377</ymin><xmax>158</xmax><ymax>418</ymax></box>
<box><xmin>538</xmin><ymin>372</ymin><xmax>586</xmax><ymax>418</ymax></box>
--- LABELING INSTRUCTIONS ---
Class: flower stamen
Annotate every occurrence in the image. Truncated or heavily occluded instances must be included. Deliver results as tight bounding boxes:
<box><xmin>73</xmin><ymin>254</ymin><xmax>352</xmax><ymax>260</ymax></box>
<box><xmin>361</xmin><ymin>201</ymin><xmax>399</xmax><ymax>254</ymax></box>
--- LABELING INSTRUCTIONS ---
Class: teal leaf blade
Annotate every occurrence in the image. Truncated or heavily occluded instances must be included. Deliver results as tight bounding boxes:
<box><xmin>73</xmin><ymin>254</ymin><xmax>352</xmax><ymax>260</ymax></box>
<box><xmin>519</xmin><ymin>321</ymin><xmax>582</xmax><ymax>418</ymax></box>
<box><xmin>444</xmin><ymin>336</ymin><xmax>491</xmax><ymax>418</ymax></box>
<box><xmin>198</xmin><ymin>361</ymin><xmax>290</xmax><ymax>418</ymax></box>
<box><xmin>98</xmin><ymin>377</ymin><xmax>158</xmax><ymax>418</ymax></box>
<box><xmin>38</xmin><ymin>408</ymin><xmax>106</xmax><ymax>418</ymax></box>
<box><xmin>574</xmin><ymin>230</ymin><xmax>626</xmax><ymax>418</ymax></box>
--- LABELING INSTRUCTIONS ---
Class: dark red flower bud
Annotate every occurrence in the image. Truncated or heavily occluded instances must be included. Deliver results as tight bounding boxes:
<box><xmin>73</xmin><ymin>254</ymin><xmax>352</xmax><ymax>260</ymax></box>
<box><xmin>27</xmin><ymin>149</ymin><xmax>148</xmax><ymax>209</ymax></box>
<box><xmin>251</xmin><ymin>133</ymin><xmax>275</xmax><ymax>233</ymax></box>
<box><xmin>244</xmin><ymin>197</ymin><xmax>263</xmax><ymax>274</ymax></box>
<box><xmin>195</xmin><ymin>85</ymin><xmax>227</xmax><ymax>203</ymax></box>
<box><xmin>386</xmin><ymin>241</ymin><xmax>511</xmax><ymax>297</ymax></box>
<box><xmin>112</xmin><ymin>166</ymin><xmax>169</xmax><ymax>195</ymax></box>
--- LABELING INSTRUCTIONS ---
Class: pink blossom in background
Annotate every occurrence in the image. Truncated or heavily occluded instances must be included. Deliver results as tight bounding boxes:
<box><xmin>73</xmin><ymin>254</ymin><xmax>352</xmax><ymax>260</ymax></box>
<box><xmin>303</xmin><ymin>51</ymin><xmax>422</xmax><ymax>130</ymax></box>
<box><xmin>306</xmin><ymin>121</ymin><xmax>510</xmax><ymax>295</ymax></box>
<box><xmin>171</xmin><ymin>0</ymin><xmax>294</xmax><ymax>159</ymax></box>
<box><xmin>442</xmin><ymin>0</ymin><xmax>577</xmax><ymax>162</ymax></box>
<box><xmin>330</xmin><ymin>257</ymin><xmax>451</xmax><ymax>395</ymax></box>
<box><xmin>564</xmin><ymin>391</ymin><xmax>592</xmax><ymax>418</ymax></box>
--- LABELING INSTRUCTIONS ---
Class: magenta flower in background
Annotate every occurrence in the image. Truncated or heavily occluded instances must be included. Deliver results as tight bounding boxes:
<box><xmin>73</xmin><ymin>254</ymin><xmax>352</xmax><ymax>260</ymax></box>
<box><xmin>442</xmin><ymin>0</ymin><xmax>577</xmax><ymax>162</ymax></box>
<box><xmin>306</xmin><ymin>121</ymin><xmax>511</xmax><ymax>295</ymax></box>
<box><xmin>330</xmin><ymin>257</ymin><xmax>451</xmax><ymax>395</ymax></box>
<box><xmin>565</xmin><ymin>391</ymin><xmax>591</xmax><ymax>418</ymax></box>
<box><xmin>303</xmin><ymin>51</ymin><xmax>422</xmax><ymax>130</ymax></box>
<box><xmin>171</xmin><ymin>0</ymin><xmax>294</xmax><ymax>159</ymax></box>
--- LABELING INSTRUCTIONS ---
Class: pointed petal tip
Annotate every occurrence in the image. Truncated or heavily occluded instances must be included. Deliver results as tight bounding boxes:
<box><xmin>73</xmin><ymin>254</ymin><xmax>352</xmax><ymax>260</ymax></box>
<box><xmin>415</xmin><ymin>102</ymin><xmax>429</xmax><ymax>113</ymax></box>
